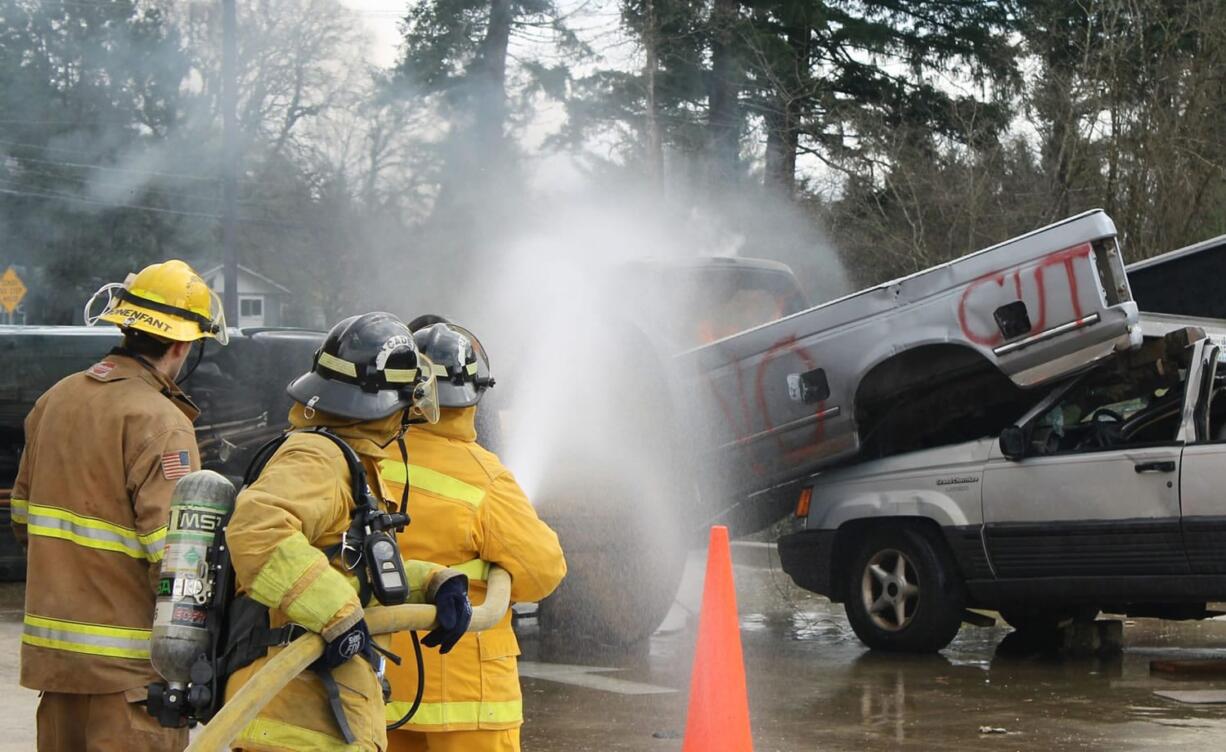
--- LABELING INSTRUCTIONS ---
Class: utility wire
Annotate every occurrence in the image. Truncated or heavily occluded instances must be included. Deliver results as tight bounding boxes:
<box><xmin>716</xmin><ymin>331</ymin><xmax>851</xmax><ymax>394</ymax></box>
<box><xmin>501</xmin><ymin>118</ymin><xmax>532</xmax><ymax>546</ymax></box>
<box><xmin>4</xmin><ymin>166</ymin><xmax>304</xmax><ymax>210</ymax></box>
<box><xmin>0</xmin><ymin>119</ymin><xmax>136</xmax><ymax>126</ymax></box>
<box><xmin>5</xmin><ymin>152</ymin><xmax>221</xmax><ymax>183</ymax></box>
<box><xmin>0</xmin><ymin>185</ymin><xmax>223</xmax><ymax>219</ymax></box>
<box><xmin>0</xmin><ymin>185</ymin><xmax>322</xmax><ymax>230</ymax></box>
<box><xmin>0</xmin><ymin>139</ymin><xmax>223</xmax><ymax>182</ymax></box>
<box><xmin>9</xmin><ymin>167</ymin><xmax>224</xmax><ymax>206</ymax></box>
<box><xmin>0</xmin><ymin>142</ymin><xmax>286</xmax><ymax>188</ymax></box>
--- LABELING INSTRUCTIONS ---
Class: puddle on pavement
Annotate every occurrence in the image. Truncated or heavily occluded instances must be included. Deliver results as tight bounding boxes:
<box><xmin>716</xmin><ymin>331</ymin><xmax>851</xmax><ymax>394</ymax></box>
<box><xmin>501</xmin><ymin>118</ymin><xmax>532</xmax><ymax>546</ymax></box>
<box><xmin>519</xmin><ymin>559</ymin><xmax>1226</xmax><ymax>749</ymax></box>
<box><xmin>733</xmin><ymin>565</ymin><xmax>1226</xmax><ymax>749</ymax></box>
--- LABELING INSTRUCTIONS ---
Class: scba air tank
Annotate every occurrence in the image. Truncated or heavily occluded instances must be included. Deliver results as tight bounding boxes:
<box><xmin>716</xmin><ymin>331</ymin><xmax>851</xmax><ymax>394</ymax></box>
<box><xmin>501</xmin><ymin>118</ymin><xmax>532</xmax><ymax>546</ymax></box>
<box><xmin>150</xmin><ymin>470</ymin><xmax>236</xmax><ymax>687</ymax></box>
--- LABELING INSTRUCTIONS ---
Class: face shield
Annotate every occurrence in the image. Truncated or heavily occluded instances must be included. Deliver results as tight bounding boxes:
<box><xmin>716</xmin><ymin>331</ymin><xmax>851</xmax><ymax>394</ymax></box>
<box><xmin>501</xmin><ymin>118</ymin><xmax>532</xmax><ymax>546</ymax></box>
<box><xmin>83</xmin><ymin>274</ymin><xmax>230</xmax><ymax>346</ymax></box>
<box><xmin>453</xmin><ymin>325</ymin><xmax>492</xmax><ymax>385</ymax></box>
<box><xmin>203</xmin><ymin>287</ymin><xmax>231</xmax><ymax>345</ymax></box>
<box><xmin>83</xmin><ymin>279</ymin><xmax>131</xmax><ymax>328</ymax></box>
<box><xmin>426</xmin><ymin>324</ymin><xmax>494</xmax><ymax>408</ymax></box>
<box><xmin>409</xmin><ymin>354</ymin><xmax>441</xmax><ymax>424</ymax></box>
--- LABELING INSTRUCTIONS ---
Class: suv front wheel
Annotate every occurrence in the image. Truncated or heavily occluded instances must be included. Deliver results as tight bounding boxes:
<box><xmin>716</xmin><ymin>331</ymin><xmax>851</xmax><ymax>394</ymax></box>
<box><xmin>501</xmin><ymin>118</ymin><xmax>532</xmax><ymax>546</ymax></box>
<box><xmin>844</xmin><ymin>526</ymin><xmax>965</xmax><ymax>652</ymax></box>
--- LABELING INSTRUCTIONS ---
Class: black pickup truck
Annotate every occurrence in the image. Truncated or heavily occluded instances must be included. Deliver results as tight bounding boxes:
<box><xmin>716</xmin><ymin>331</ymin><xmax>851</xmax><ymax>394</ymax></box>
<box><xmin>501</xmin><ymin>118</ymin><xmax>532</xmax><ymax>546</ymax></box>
<box><xmin>0</xmin><ymin>326</ymin><xmax>325</xmax><ymax>579</ymax></box>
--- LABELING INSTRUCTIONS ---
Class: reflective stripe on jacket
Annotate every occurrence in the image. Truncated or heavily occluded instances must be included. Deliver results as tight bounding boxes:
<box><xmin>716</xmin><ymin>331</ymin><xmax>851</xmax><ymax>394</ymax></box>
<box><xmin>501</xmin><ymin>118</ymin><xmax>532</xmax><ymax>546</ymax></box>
<box><xmin>22</xmin><ymin>613</ymin><xmax>152</xmax><ymax>660</ymax></box>
<box><xmin>25</xmin><ymin>502</ymin><xmax>166</xmax><ymax>561</ymax></box>
<box><xmin>381</xmin><ymin>407</ymin><xmax>567</xmax><ymax>734</ymax></box>
<box><xmin>12</xmin><ymin>353</ymin><xmax>200</xmax><ymax>694</ymax></box>
<box><xmin>9</xmin><ymin>497</ymin><xmax>28</xmax><ymax>525</ymax></box>
<box><xmin>224</xmin><ymin>405</ymin><xmax>451</xmax><ymax>752</ymax></box>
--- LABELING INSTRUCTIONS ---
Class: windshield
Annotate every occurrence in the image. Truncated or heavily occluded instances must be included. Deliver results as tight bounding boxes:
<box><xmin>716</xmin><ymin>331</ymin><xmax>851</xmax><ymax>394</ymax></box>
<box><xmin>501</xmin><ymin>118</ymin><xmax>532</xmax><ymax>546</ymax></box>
<box><xmin>1029</xmin><ymin>342</ymin><xmax>1187</xmax><ymax>454</ymax></box>
<box><xmin>692</xmin><ymin>284</ymin><xmax>803</xmax><ymax>345</ymax></box>
<box><xmin>683</xmin><ymin>268</ymin><xmax>808</xmax><ymax>347</ymax></box>
<box><xmin>615</xmin><ymin>263</ymin><xmax>809</xmax><ymax>350</ymax></box>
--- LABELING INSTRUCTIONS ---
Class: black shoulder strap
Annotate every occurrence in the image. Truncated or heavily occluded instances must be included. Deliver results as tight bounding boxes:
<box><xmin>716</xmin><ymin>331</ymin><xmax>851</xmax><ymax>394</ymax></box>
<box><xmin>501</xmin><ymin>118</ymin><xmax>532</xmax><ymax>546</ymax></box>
<box><xmin>315</xmin><ymin>668</ymin><xmax>358</xmax><ymax>744</ymax></box>
<box><xmin>316</xmin><ymin>429</ymin><xmax>382</xmax><ymax>606</ymax></box>
<box><xmin>242</xmin><ymin>433</ymin><xmax>292</xmax><ymax>487</ymax></box>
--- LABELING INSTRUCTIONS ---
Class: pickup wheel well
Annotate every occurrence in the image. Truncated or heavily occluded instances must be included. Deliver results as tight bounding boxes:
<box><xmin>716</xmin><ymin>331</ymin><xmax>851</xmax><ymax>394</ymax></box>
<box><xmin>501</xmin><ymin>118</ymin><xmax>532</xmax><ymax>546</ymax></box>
<box><xmin>854</xmin><ymin>344</ymin><xmax>1029</xmax><ymax>460</ymax></box>
<box><xmin>829</xmin><ymin>517</ymin><xmax>963</xmax><ymax>603</ymax></box>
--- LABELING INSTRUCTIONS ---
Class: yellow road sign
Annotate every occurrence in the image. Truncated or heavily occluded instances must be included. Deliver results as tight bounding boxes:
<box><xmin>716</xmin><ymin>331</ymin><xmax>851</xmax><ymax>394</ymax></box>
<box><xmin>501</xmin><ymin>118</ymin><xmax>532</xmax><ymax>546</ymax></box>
<box><xmin>0</xmin><ymin>266</ymin><xmax>28</xmax><ymax>314</ymax></box>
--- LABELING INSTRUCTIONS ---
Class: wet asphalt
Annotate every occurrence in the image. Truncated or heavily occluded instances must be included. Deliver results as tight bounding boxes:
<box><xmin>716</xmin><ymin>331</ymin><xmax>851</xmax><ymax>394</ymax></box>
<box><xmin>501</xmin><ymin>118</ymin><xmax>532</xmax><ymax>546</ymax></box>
<box><xmin>517</xmin><ymin>546</ymin><xmax>1226</xmax><ymax>751</ymax></box>
<box><xmin>2</xmin><ymin>548</ymin><xmax>1226</xmax><ymax>750</ymax></box>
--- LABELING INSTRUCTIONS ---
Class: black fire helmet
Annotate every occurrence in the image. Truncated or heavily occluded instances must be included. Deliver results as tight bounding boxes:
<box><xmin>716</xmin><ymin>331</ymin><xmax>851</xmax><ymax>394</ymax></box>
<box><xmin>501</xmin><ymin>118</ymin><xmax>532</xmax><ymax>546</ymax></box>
<box><xmin>287</xmin><ymin>312</ymin><xmax>439</xmax><ymax>422</ymax></box>
<box><xmin>412</xmin><ymin>322</ymin><xmax>494</xmax><ymax>408</ymax></box>
<box><xmin>407</xmin><ymin>313</ymin><xmax>452</xmax><ymax>332</ymax></box>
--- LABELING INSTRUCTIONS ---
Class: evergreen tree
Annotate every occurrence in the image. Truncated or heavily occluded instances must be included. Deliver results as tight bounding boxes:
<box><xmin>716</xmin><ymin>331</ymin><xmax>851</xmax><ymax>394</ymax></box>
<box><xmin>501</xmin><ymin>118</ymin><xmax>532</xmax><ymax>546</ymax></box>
<box><xmin>564</xmin><ymin>0</ymin><xmax>1018</xmax><ymax>195</ymax></box>
<box><xmin>396</xmin><ymin>0</ymin><xmax>581</xmax><ymax>166</ymax></box>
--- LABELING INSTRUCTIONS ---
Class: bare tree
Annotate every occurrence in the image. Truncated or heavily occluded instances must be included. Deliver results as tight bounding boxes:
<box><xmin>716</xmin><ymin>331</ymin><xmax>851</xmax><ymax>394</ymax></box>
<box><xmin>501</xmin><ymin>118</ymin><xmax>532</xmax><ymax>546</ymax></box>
<box><xmin>173</xmin><ymin>0</ymin><xmax>366</xmax><ymax>163</ymax></box>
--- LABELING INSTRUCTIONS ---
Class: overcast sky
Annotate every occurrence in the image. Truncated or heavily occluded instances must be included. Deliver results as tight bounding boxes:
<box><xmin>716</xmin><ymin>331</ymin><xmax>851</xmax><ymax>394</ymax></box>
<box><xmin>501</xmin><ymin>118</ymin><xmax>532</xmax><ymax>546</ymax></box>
<box><xmin>340</xmin><ymin>0</ymin><xmax>635</xmax><ymax>70</ymax></box>
<box><xmin>340</xmin><ymin>0</ymin><xmax>406</xmax><ymax>67</ymax></box>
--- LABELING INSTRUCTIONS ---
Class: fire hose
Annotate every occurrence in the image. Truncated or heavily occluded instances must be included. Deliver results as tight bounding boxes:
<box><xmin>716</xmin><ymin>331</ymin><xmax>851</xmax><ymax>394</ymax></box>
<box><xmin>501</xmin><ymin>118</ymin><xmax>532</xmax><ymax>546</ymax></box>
<box><xmin>186</xmin><ymin>566</ymin><xmax>512</xmax><ymax>751</ymax></box>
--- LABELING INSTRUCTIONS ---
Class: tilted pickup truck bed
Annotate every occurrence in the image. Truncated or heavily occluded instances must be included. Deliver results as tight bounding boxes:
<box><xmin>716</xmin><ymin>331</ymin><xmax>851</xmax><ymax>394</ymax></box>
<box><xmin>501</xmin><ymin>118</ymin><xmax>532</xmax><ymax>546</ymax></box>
<box><xmin>679</xmin><ymin>210</ymin><xmax>1140</xmax><ymax>504</ymax></box>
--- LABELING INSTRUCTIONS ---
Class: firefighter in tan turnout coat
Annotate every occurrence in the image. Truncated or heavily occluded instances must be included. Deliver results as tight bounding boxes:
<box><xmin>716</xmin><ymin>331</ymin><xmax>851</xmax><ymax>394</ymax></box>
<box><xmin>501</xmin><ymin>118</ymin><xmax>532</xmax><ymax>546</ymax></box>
<box><xmin>11</xmin><ymin>260</ymin><xmax>227</xmax><ymax>752</ymax></box>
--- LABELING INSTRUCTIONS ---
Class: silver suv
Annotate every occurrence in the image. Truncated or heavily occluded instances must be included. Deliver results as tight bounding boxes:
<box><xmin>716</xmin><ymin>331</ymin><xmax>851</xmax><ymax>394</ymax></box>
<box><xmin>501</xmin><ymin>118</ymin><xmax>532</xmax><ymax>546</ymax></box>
<box><xmin>779</xmin><ymin>316</ymin><xmax>1226</xmax><ymax>652</ymax></box>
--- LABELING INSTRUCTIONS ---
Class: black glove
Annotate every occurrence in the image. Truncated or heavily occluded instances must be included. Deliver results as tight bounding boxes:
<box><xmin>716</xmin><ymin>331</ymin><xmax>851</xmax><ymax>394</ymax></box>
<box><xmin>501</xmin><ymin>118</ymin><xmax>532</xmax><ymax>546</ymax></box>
<box><xmin>315</xmin><ymin>619</ymin><xmax>372</xmax><ymax>672</ymax></box>
<box><xmin>422</xmin><ymin>575</ymin><xmax>472</xmax><ymax>654</ymax></box>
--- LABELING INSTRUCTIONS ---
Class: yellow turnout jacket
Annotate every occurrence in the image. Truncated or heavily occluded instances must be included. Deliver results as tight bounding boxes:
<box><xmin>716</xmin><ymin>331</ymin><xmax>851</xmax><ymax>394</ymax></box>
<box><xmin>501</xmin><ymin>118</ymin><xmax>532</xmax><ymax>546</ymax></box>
<box><xmin>381</xmin><ymin>407</ymin><xmax>566</xmax><ymax>733</ymax></box>
<box><xmin>224</xmin><ymin>405</ymin><xmax>453</xmax><ymax>752</ymax></box>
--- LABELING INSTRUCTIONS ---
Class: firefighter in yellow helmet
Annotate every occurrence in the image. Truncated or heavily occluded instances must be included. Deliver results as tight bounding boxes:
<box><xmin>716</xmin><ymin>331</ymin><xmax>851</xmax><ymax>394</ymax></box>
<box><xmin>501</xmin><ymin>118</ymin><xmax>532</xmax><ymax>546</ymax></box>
<box><xmin>223</xmin><ymin>312</ymin><xmax>474</xmax><ymax>751</ymax></box>
<box><xmin>12</xmin><ymin>260</ymin><xmax>226</xmax><ymax>752</ymax></box>
<box><xmin>382</xmin><ymin>320</ymin><xmax>567</xmax><ymax>752</ymax></box>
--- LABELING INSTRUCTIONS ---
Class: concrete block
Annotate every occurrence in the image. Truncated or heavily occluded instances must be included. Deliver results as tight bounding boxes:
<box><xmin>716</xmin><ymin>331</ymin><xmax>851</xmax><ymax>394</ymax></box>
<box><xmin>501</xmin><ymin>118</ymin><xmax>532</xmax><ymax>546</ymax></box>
<box><xmin>1059</xmin><ymin>619</ymin><xmax>1122</xmax><ymax>657</ymax></box>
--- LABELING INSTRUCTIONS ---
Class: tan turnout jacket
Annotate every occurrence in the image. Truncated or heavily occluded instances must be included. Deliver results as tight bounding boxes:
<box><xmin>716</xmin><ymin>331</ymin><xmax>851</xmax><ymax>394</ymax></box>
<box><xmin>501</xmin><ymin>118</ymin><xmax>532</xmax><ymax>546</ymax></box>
<box><xmin>12</xmin><ymin>353</ymin><xmax>201</xmax><ymax>695</ymax></box>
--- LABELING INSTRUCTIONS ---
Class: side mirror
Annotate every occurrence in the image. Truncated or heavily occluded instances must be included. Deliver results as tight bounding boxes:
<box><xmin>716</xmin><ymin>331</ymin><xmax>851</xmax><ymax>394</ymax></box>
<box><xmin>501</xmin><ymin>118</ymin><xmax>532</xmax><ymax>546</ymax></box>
<box><xmin>999</xmin><ymin>426</ymin><xmax>1027</xmax><ymax>460</ymax></box>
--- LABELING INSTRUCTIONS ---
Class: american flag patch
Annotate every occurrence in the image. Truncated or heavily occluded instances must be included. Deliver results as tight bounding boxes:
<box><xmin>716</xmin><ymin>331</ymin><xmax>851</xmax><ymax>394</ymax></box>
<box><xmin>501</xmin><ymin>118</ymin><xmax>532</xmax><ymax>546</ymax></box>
<box><xmin>161</xmin><ymin>451</ymin><xmax>191</xmax><ymax>481</ymax></box>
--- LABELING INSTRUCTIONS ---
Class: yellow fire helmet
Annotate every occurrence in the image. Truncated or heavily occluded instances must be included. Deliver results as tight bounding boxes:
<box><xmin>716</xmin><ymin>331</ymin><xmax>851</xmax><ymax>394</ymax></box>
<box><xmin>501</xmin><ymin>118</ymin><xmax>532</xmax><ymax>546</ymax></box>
<box><xmin>84</xmin><ymin>260</ymin><xmax>229</xmax><ymax>345</ymax></box>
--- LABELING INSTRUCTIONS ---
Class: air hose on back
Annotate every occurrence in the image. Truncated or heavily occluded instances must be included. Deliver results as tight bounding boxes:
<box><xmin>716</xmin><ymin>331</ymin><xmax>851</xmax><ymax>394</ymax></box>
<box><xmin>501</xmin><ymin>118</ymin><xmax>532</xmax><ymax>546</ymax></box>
<box><xmin>386</xmin><ymin>431</ymin><xmax>425</xmax><ymax>730</ymax></box>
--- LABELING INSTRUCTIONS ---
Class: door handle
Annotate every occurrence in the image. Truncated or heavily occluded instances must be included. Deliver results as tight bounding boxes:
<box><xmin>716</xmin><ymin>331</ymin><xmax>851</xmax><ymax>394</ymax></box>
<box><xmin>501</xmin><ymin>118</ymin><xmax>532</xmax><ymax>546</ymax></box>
<box><xmin>1134</xmin><ymin>461</ymin><xmax>1176</xmax><ymax>474</ymax></box>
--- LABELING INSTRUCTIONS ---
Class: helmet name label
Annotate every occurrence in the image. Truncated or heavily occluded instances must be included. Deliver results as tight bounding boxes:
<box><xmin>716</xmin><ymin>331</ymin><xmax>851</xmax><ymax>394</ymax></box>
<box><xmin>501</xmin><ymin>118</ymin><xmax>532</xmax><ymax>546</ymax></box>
<box><xmin>376</xmin><ymin>335</ymin><xmax>413</xmax><ymax>370</ymax></box>
<box><xmin>111</xmin><ymin>306</ymin><xmax>173</xmax><ymax>333</ymax></box>
<box><xmin>380</xmin><ymin>335</ymin><xmax>413</xmax><ymax>352</ymax></box>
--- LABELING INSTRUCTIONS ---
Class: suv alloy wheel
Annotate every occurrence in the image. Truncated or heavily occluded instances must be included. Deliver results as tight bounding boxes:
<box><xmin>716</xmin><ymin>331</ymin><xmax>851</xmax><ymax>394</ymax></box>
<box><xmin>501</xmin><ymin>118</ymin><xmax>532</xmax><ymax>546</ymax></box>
<box><xmin>844</xmin><ymin>526</ymin><xmax>965</xmax><ymax>652</ymax></box>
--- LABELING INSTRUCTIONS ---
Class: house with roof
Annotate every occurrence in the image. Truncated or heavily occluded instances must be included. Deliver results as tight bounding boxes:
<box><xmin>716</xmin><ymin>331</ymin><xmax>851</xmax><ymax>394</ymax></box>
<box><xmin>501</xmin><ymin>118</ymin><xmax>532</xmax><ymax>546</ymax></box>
<box><xmin>197</xmin><ymin>264</ymin><xmax>292</xmax><ymax>328</ymax></box>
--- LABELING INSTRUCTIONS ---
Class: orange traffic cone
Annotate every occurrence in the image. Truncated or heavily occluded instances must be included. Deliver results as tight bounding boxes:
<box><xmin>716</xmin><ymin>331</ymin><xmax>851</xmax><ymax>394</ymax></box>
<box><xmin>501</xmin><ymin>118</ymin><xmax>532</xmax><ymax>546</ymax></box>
<box><xmin>682</xmin><ymin>525</ymin><xmax>753</xmax><ymax>752</ymax></box>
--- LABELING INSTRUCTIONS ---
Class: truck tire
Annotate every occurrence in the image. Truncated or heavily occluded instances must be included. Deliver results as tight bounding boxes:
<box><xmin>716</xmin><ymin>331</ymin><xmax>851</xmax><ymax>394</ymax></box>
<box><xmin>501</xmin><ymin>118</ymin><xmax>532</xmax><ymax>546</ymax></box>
<box><xmin>535</xmin><ymin>459</ymin><xmax>688</xmax><ymax>646</ymax></box>
<box><xmin>538</xmin><ymin>512</ymin><xmax>685</xmax><ymax>646</ymax></box>
<box><xmin>843</xmin><ymin>525</ymin><xmax>965</xmax><ymax>653</ymax></box>
<box><xmin>508</xmin><ymin>322</ymin><xmax>693</xmax><ymax>646</ymax></box>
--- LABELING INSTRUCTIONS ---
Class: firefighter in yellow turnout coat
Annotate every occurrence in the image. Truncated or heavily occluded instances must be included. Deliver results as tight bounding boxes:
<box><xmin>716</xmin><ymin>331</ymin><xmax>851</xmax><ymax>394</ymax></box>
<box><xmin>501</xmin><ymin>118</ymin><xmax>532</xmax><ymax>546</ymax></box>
<box><xmin>383</xmin><ymin>322</ymin><xmax>566</xmax><ymax>752</ymax></box>
<box><xmin>224</xmin><ymin>313</ymin><xmax>473</xmax><ymax>752</ymax></box>
<box><xmin>13</xmin><ymin>260</ymin><xmax>227</xmax><ymax>752</ymax></box>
